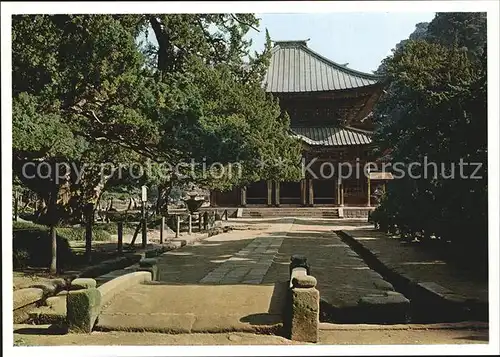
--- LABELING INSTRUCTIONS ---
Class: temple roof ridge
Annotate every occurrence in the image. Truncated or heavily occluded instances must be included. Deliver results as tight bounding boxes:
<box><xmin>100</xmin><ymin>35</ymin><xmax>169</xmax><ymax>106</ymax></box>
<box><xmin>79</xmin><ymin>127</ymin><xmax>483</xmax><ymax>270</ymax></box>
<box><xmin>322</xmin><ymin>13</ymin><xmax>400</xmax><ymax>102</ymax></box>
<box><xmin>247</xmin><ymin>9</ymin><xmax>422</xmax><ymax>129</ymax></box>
<box><xmin>265</xmin><ymin>39</ymin><xmax>383</xmax><ymax>93</ymax></box>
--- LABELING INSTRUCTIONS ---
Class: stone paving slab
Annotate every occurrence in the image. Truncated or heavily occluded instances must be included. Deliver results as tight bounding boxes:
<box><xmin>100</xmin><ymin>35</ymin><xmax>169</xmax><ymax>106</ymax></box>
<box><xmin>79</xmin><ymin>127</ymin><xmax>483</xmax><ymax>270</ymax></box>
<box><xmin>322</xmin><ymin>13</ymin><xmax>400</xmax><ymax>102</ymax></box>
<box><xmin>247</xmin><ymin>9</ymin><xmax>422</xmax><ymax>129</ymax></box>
<box><xmin>97</xmin><ymin>283</ymin><xmax>286</xmax><ymax>333</ymax></box>
<box><xmin>200</xmin><ymin>236</ymin><xmax>284</xmax><ymax>284</ymax></box>
<box><xmin>261</xmin><ymin>220</ymin><xmax>409</xmax><ymax>323</ymax></box>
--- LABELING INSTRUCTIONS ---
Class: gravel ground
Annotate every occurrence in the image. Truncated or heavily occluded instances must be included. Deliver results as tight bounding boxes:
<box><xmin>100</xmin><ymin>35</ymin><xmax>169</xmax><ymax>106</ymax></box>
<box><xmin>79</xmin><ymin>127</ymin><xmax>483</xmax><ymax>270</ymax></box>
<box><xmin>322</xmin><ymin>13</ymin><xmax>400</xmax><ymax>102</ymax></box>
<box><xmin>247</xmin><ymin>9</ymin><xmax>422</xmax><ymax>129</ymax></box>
<box><xmin>12</xmin><ymin>326</ymin><xmax>488</xmax><ymax>346</ymax></box>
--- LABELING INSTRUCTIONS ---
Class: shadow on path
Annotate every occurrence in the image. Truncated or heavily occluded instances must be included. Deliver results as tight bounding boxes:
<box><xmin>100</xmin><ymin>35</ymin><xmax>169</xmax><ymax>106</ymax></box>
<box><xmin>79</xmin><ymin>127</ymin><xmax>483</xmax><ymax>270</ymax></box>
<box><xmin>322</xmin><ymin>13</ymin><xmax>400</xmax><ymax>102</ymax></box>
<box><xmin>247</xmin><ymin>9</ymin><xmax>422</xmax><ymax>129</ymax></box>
<box><xmin>14</xmin><ymin>324</ymin><xmax>68</xmax><ymax>335</ymax></box>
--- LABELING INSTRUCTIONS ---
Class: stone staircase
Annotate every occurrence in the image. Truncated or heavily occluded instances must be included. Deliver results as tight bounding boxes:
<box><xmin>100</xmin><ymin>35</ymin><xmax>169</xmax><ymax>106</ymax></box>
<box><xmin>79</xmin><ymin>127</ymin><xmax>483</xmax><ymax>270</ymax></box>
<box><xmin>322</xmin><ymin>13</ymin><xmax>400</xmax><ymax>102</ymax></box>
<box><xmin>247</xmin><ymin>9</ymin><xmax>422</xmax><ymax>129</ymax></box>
<box><xmin>242</xmin><ymin>207</ymin><xmax>339</xmax><ymax>218</ymax></box>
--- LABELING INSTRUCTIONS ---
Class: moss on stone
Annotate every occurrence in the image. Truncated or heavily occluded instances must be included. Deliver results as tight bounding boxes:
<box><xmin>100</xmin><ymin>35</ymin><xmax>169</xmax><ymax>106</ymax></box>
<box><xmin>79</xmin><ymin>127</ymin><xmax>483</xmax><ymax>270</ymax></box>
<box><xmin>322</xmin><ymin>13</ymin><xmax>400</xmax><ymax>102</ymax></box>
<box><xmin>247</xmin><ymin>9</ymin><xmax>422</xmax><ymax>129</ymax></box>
<box><xmin>70</xmin><ymin>278</ymin><xmax>97</xmax><ymax>290</ymax></box>
<box><xmin>139</xmin><ymin>258</ymin><xmax>157</xmax><ymax>267</ymax></box>
<box><xmin>66</xmin><ymin>288</ymin><xmax>102</xmax><ymax>333</ymax></box>
<box><xmin>137</xmin><ymin>265</ymin><xmax>158</xmax><ymax>281</ymax></box>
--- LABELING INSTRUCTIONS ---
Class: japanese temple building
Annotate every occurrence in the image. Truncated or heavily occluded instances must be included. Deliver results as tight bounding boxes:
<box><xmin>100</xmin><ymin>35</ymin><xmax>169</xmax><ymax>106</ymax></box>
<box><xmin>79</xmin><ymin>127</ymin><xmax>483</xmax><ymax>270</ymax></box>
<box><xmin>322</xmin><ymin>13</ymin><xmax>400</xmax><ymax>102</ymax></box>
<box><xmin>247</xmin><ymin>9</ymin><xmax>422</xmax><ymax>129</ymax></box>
<box><xmin>210</xmin><ymin>40</ymin><xmax>391</xmax><ymax>208</ymax></box>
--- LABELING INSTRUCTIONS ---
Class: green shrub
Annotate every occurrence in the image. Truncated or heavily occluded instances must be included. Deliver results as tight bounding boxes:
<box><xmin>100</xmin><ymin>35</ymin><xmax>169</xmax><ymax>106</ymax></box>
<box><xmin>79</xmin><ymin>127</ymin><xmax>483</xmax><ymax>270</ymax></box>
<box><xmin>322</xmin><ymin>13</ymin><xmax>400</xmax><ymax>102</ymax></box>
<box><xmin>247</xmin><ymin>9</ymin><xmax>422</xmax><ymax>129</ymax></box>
<box><xmin>13</xmin><ymin>220</ymin><xmax>47</xmax><ymax>231</ymax></box>
<box><xmin>12</xmin><ymin>221</ymin><xmax>113</xmax><ymax>270</ymax></box>
<box><xmin>57</xmin><ymin>227</ymin><xmax>111</xmax><ymax>242</ymax></box>
<box><xmin>13</xmin><ymin>248</ymin><xmax>30</xmax><ymax>269</ymax></box>
<box><xmin>13</xmin><ymin>221</ymin><xmax>112</xmax><ymax>242</ymax></box>
<box><xmin>105</xmin><ymin>211</ymin><xmax>141</xmax><ymax>222</ymax></box>
<box><xmin>94</xmin><ymin>222</ymin><xmax>136</xmax><ymax>235</ymax></box>
<box><xmin>13</xmin><ymin>227</ymin><xmax>74</xmax><ymax>269</ymax></box>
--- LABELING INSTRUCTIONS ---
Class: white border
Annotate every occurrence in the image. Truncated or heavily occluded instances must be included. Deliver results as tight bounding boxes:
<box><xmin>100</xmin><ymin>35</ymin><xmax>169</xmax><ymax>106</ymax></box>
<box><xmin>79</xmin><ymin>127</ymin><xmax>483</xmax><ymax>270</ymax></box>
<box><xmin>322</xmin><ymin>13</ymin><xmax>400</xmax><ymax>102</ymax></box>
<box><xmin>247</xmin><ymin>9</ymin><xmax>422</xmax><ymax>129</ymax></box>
<box><xmin>2</xmin><ymin>1</ymin><xmax>499</xmax><ymax>356</ymax></box>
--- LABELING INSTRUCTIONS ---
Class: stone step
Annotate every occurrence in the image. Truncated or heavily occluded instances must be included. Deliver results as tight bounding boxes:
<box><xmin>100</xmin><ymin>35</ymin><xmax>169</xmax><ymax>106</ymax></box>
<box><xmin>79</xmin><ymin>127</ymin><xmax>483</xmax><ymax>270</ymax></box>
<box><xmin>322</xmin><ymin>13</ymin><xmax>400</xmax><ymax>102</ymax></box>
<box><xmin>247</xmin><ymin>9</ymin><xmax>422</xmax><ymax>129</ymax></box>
<box><xmin>242</xmin><ymin>208</ymin><xmax>340</xmax><ymax>218</ymax></box>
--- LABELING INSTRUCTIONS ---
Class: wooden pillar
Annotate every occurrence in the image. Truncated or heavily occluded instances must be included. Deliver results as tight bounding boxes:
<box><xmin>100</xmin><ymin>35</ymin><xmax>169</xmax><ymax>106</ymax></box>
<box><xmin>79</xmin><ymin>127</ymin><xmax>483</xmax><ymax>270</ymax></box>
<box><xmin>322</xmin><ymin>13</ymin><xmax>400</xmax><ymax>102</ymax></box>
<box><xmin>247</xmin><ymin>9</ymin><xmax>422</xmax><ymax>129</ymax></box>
<box><xmin>340</xmin><ymin>179</ymin><xmax>344</xmax><ymax>207</ymax></box>
<box><xmin>210</xmin><ymin>191</ymin><xmax>217</xmax><ymax>207</ymax></box>
<box><xmin>117</xmin><ymin>221</ymin><xmax>123</xmax><ymax>255</ymax></box>
<box><xmin>336</xmin><ymin>178</ymin><xmax>341</xmax><ymax>206</ymax></box>
<box><xmin>275</xmin><ymin>181</ymin><xmax>280</xmax><ymax>207</ymax></box>
<box><xmin>300</xmin><ymin>179</ymin><xmax>307</xmax><ymax>206</ymax></box>
<box><xmin>267</xmin><ymin>180</ymin><xmax>272</xmax><ymax>206</ymax></box>
<box><xmin>141</xmin><ymin>201</ymin><xmax>147</xmax><ymax>249</ymax></box>
<box><xmin>240</xmin><ymin>186</ymin><xmax>247</xmax><ymax>207</ymax></box>
<box><xmin>308</xmin><ymin>179</ymin><xmax>314</xmax><ymax>206</ymax></box>
<box><xmin>367</xmin><ymin>176</ymin><xmax>371</xmax><ymax>207</ymax></box>
<box><xmin>160</xmin><ymin>216</ymin><xmax>165</xmax><ymax>244</ymax></box>
<box><xmin>203</xmin><ymin>212</ymin><xmax>208</xmax><ymax>230</ymax></box>
<box><xmin>175</xmin><ymin>215</ymin><xmax>180</xmax><ymax>238</ymax></box>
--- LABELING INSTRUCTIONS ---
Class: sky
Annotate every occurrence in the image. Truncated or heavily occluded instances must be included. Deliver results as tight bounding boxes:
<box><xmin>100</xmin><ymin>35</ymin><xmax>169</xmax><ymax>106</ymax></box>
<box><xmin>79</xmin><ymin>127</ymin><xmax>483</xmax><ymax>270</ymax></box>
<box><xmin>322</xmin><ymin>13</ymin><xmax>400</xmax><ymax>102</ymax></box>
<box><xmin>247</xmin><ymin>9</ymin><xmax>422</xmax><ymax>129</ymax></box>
<box><xmin>246</xmin><ymin>12</ymin><xmax>436</xmax><ymax>73</ymax></box>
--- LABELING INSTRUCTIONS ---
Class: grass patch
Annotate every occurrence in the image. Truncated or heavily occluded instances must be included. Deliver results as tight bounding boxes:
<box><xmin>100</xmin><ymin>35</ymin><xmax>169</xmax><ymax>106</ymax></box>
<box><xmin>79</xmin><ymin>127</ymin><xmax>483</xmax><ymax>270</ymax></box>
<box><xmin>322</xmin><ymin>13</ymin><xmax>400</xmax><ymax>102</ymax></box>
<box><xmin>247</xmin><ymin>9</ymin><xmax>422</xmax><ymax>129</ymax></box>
<box><xmin>94</xmin><ymin>222</ymin><xmax>136</xmax><ymax>235</ymax></box>
<box><xmin>13</xmin><ymin>221</ymin><xmax>112</xmax><ymax>242</ymax></box>
<box><xmin>13</xmin><ymin>221</ymin><xmax>112</xmax><ymax>270</ymax></box>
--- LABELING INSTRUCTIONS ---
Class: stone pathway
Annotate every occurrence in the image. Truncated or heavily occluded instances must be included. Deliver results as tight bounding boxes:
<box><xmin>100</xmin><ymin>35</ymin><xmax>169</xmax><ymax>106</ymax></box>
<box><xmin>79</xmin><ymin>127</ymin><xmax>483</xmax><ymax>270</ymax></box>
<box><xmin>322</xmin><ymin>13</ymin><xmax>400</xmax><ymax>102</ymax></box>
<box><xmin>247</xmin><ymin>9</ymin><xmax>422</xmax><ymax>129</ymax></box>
<box><xmin>200</xmin><ymin>237</ymin><xmax>284</xmax><ymax>284</ymax></box>
<box><xmin>94</xmin><ymin>218</ymin><xmax>416</xmax><ymax>330</ymax></box>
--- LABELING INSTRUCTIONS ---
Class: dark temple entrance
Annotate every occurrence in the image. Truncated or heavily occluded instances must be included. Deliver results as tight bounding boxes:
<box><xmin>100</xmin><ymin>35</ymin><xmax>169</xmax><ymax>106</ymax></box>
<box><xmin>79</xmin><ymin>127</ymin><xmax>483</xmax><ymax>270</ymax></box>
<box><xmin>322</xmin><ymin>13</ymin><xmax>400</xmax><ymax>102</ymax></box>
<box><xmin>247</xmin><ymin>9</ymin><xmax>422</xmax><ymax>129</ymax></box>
<box><xmin>280</xmin><ymin>181</ymin><xmax>301</xmax><ymax>205</ymax></box>
<box><xmin>313</xmin><ymin>179</ymin><xmax>336</xmax><ymax>205</ymax></box>
<box><xmin>246</xmin><ymin>181</ymin><xmax>267</xmax><ymax>205</ymax></box>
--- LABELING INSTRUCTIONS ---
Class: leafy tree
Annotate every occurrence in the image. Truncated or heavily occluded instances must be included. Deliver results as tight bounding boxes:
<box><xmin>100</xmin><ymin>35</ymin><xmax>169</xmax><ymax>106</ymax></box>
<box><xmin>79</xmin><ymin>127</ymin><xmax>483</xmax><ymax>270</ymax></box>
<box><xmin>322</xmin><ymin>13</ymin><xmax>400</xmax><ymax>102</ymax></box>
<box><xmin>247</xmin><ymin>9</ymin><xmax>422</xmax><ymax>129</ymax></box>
<box><xmin>12</xmin><ymin>14</ymin><xmax>302</xmax><ymax>223</ymax></box>
<box><xmin>371</xmin><ymin>13</ymin><xmax>487</xmax><ymax>265</ymax></box>
<box><xmin>12</xmin><ymin>15</ymin><xmax>147</xmax><ymax>225</ymax></box>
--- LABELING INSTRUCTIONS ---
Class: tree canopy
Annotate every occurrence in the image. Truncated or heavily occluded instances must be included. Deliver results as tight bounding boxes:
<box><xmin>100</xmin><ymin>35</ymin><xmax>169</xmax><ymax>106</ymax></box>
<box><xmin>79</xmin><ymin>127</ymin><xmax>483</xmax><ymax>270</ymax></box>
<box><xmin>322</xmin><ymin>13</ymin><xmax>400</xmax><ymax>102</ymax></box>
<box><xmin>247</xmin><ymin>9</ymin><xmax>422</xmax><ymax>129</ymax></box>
<box><xmin>12</xmin><ymin>14</ymin><xmax>302</xmax><ymax>222</ymax></box>
<box><xmin>371</xmin><ymin>13</ymin><xmax>487</xmax><ymax>260</ymax></box>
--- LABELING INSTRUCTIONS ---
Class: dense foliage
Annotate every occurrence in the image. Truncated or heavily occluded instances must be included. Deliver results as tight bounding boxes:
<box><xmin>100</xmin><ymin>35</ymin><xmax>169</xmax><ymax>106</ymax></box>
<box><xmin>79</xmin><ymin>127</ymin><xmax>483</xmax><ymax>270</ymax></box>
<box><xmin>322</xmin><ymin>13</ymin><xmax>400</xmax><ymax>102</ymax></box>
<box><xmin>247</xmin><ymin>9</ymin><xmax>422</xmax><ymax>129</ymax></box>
<box><xmin>12</xmin><ymin>14</ymin><xmax>302</xmax><ymax>224</ymax></box>
<box><xmin>371</xmin><ymin>13</ymin><xmax>487</xmax><ymax>261</ymax></box>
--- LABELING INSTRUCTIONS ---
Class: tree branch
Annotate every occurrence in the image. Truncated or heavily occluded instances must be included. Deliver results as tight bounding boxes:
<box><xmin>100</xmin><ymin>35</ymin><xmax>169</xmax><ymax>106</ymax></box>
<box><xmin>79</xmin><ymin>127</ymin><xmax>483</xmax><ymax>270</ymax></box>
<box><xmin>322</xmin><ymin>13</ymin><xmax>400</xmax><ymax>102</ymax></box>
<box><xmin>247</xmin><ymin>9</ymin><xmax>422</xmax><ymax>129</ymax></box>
<box><xmin>230</xmin><ymin>14</ymin><xmax>260</xmax><ymax>32</ymax></box>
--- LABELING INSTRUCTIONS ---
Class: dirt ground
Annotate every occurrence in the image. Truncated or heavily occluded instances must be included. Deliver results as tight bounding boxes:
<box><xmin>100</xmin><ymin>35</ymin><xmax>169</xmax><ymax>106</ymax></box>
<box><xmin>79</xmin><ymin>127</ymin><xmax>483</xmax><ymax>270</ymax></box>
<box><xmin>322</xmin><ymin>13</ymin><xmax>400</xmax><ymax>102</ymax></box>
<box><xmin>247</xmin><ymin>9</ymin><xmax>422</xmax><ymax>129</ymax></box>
<box><xmin>13</xmin><ymin>272</ymin><xmax>58</xmax><ymax>291</ymax></box>
<box><xmin>12</xmin><ymin>326</ymin><xmax>489</xmax><ymax>346</ymax></box>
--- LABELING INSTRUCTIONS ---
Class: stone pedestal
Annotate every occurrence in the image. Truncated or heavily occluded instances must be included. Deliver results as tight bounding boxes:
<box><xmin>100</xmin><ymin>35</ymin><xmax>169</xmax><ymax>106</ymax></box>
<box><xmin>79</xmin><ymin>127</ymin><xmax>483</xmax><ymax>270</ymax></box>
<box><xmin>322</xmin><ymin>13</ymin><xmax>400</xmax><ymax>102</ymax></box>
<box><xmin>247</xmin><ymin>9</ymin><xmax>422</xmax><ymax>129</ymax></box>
<box><xmin>290</xmin><ymin>286</ymin><xmax>319</xmax><ymax>343</ymax></box>
<box><xmin>67</xmin><ymin>288</ymin><xmax>102</xmax><ymax>333</ymax></box>
<box><xmin>138</xmin><ymin>258</ymin><xmax>159</xmax><ymax>281</ymax></box>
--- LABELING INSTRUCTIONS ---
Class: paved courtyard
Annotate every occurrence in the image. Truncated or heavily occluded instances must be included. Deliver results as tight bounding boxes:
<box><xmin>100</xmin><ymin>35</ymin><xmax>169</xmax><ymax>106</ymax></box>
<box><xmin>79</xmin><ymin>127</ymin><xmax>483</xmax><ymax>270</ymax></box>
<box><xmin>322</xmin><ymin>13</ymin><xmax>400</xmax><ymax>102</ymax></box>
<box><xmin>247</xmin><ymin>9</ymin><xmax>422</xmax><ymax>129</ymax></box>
<box><xmin>92</xmin><ymin>216</ymin><xmax>488</xmax><ymax>332</ymax></box>
<box><xmin>96</xmin><ymin>218</ymin><xmax>380</xmax><ymax>332</ymax></box>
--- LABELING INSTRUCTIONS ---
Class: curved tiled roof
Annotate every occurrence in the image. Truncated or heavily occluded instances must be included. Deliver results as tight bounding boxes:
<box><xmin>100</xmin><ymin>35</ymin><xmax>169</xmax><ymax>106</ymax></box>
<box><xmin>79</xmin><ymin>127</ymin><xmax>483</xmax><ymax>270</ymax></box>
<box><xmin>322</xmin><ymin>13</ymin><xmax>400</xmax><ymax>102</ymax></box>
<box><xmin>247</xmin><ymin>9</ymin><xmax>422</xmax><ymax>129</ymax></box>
<box><xmin>264</xmin><ymin>40</ymin><xmax>382</xmax><ymax>93</ymax></box>
<box><xmin>290</xmin><ymin>126</ymin><xmax>372</xmax><ymax>146</ymax></box>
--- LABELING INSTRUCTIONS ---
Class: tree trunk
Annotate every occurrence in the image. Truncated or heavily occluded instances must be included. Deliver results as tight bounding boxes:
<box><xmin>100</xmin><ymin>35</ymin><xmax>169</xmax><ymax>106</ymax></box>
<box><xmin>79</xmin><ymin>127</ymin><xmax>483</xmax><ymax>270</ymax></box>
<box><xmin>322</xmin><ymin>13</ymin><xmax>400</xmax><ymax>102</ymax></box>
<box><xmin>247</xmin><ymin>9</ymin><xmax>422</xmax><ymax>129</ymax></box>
<box><xmin>156</xmin><ymin>183</ymin><xmax>171</xmax><ymax>214</ymax></box>
<box><xmin>85</xmin><ymin>203</ymin><xmax>94</xmax><ymax>264</ymax></box>
<box><xmin>49</xmin><ymin>225</ymin><xmax>57</xmax><ymax>275</ymax></box>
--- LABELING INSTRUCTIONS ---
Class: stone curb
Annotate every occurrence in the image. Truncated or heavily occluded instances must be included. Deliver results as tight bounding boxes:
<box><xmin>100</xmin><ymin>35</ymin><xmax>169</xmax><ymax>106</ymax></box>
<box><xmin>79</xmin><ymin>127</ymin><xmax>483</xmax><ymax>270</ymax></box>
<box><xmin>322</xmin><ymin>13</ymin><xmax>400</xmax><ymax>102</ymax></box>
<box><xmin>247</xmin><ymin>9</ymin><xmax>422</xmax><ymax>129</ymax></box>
<box><xmin>337</xmin><ymin>230</ymin><xmax>488</xmax><ymax>322</ymax></box>
<box><xmin>98</xmin><ymin>271</ymin><xmax>152</xmax><ymax>308</ymax></box>
<box><xmin>95</xmin><ymin>313</ymin><xmax>283</xmax><ymax>335</ymax></box>
<box><xmin>76</xmin><ymin>254</ymin><xmax>142</xmax><ymax>279</ymax></box>
<box><xmin>319</xmin><ymin>321</ymin><xmax>489</xmax><ymax>331</ymax></box>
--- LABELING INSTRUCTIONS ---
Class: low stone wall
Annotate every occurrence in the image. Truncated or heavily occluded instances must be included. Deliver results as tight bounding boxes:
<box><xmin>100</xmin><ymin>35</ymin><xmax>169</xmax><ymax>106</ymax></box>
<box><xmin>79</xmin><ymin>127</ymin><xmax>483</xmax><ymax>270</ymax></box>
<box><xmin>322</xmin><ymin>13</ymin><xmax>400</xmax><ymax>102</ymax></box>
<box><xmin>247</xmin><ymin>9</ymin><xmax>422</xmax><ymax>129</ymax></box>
<box><xmin>98</xmin><ymin>270</ymin><xmax>152</xmax><ymax>307</ymax></box>
<box><xmin>77</xmin><ymin>254</ymin><xmax>142</xmax><ymax>279</ymax></box>
<box><xmin>66</xmin><ymin>267</ymin><xmax>155</xmax><ymax>333</ymax></box>
<box><xmin>13</xmin><ymin>278</ymin><xmax>66</xmax><ymax>323</ymax></box>
<box><xmin>286</xmin><ymin>256</ymin><xmax>320</xmax><ymax>343</ymax></box>
<box><xmin>341</xmin><ymin>208</ymin><xmax>374</xmax><ymax>219</ymax></box>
